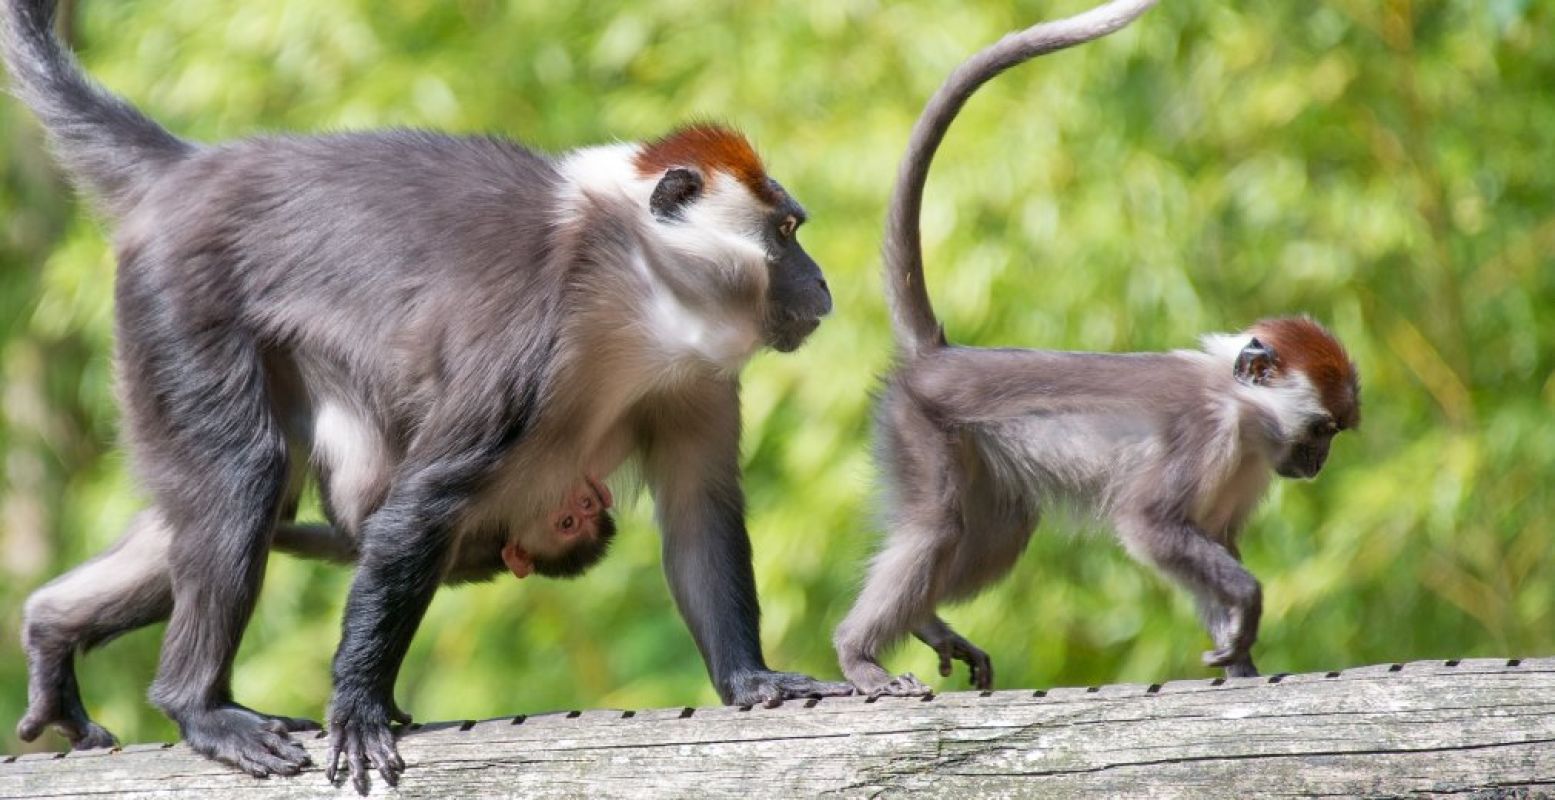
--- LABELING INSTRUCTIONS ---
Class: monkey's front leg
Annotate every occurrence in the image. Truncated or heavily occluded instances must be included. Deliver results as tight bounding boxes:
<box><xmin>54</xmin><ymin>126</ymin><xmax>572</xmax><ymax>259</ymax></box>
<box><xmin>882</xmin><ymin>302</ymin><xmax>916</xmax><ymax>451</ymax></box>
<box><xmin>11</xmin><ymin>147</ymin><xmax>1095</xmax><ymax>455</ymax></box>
<box><xmin>647</xmin><ymin>389</ymin><xmax>851</xmax><ymax>706</ymax></box>
<box><xmin>325</xmin><ymin>464</ymin><xmax>467</xmax><ymax>795</ymax></box>
<box><xmin>1121</xmin><ymin>514</ymin><xmax>1263</xmax><ymax>678</ymax></box>
<box><xmin>656</xmin><ymin>476</ymin><xmax>852</xmax><ymax>704</ymax></box>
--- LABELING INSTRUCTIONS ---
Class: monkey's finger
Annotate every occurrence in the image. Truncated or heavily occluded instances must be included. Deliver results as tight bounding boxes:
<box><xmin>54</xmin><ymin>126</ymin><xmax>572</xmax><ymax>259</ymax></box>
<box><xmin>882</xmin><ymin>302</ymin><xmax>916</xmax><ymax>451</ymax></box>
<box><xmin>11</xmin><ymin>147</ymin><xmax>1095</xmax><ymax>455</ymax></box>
<box><xmin>937</xmin><ymin>651</ymin><xmax>953</xmax><ymax>677</ymax></box>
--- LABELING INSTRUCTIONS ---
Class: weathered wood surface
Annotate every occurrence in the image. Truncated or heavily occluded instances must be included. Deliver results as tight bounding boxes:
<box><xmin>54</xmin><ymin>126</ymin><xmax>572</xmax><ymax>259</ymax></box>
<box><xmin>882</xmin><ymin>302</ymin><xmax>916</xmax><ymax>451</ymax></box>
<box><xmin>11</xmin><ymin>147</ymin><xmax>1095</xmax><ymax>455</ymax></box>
<box><xmin>3</xmin><ymin>658</ymin><xmax>1551</xmax><ymax>798</ymax></box>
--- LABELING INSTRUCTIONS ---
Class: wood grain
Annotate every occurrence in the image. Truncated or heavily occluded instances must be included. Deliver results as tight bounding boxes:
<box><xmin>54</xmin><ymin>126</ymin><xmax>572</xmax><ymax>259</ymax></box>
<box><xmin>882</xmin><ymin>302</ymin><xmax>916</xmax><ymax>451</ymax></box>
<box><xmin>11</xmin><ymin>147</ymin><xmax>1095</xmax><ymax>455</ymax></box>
<box><xmin>3</xmin><ymin>658</ymin><xmax>1552</xmax><ymax>798</ymax></box>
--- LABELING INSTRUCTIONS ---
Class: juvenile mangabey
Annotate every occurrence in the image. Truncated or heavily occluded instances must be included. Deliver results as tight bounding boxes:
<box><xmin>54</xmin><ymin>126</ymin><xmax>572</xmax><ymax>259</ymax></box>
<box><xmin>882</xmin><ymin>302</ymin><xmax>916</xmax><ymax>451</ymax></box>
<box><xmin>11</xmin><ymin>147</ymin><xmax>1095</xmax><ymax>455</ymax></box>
<box><xmin>833</xmin><ymin>0</ymin><xmax>1361</xmax><ymax>695</ymax></box>
<box><xmin>3</xmin><ymin>0</ymin><xmax>844</xmax><ymax>791</ymax></box>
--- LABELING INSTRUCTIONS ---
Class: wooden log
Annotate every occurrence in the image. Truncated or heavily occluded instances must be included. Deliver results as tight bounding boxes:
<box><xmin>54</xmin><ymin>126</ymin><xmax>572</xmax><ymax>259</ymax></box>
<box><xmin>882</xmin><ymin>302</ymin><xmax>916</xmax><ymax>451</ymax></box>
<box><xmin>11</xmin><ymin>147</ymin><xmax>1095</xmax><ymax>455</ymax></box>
<box><xmin>3</xmin><ymin>658</ymin><xmax>1552</xmax><ymax>798</ymax></box>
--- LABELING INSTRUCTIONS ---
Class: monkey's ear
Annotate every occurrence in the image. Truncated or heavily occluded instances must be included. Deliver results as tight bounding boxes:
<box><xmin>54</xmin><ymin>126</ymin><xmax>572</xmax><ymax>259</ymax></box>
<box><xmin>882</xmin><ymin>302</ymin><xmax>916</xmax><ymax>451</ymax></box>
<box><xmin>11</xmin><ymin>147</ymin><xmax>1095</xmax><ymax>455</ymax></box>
<box><xmin>1234</xmin><ymin>337</ymin><xmax>1278</xmax><ymax>386</ymax></box>
<box><xmin>501</xmin><ymin>542</ymin><xmax>534</xmax><ymax>580</ymax></box>
<box><xmin>649</xmin><ymin>167</ymin><xmax>704</xmax><ymax>221</ymax></box>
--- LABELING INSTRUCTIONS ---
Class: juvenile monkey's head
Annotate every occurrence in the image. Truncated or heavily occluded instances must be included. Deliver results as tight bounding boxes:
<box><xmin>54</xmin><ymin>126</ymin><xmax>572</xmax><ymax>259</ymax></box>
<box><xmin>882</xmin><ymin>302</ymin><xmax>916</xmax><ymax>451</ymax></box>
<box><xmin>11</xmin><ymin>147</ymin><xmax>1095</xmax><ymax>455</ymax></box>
<box><xmin>1230</xmin><ymin>317</ymin><xmax>1360</xmax><ymax>480</ymax></box>
<box><xmin>631</xmin><ymin>125</ymin><xmax>833</xmax><ymax>353</ymax></box>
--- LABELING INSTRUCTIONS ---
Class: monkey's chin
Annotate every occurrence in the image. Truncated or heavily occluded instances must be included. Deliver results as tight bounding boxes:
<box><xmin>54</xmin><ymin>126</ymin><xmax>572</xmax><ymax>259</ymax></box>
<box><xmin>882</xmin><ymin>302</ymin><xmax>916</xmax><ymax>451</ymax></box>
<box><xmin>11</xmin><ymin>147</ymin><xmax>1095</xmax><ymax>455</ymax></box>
<box><xmin>766</xmin><ymin>320</ymin><xmax>821</xmax><ymax>353</ymax></box>
<box><xmin>1275</xmin><ymin>462</ymin><xmax>1321</xmax><ymax>480</ymax></box>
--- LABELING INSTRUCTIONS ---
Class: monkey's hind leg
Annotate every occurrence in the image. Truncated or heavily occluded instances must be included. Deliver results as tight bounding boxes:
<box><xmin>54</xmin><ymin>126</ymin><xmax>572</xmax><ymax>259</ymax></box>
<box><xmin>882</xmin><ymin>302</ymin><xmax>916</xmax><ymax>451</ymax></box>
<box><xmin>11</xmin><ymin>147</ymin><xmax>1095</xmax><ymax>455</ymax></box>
<box><xmin>16</xmin><ymin>510</ymin><xmax>175</xmax><ymax>750</ymax></box>
<box><xmin>911</xmin><ymin>487</ymin><xmax>1037</xmax><ymax>691</ymax></box>
<box><xmin>835</xmin><ymin>405</ymin><xmax>968</xmax><ymax>697</ymax></box>
<box><xmin>119</xmin><ymin>292</ymin><xmax>311</xmax><ymax>778</ymax></box>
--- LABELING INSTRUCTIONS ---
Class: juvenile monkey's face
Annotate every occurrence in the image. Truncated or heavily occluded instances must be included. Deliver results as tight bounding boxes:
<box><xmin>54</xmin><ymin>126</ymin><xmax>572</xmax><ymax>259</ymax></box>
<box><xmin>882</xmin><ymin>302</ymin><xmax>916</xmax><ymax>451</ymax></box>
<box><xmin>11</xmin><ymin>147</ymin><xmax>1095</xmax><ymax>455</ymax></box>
<box><xmin>1275</xmin><ymin>418</ymin><xmax>1343</xmax><ymax>479</ymax></box>
<box><xmin>1231</xmin><ymin>317</ymin><xmax>1360</xmax><ymax>481</ymax></box>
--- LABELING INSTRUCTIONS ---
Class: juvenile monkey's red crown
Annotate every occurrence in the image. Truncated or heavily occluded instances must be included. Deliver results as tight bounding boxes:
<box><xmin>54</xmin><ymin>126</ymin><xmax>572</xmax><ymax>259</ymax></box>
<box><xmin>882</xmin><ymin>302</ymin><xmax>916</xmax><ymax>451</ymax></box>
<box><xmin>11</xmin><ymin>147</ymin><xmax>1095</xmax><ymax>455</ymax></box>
<box><xmin>1249</xmin><ymin>316</ymin><xmax>1360</xmax><ymax>428</ymax></box>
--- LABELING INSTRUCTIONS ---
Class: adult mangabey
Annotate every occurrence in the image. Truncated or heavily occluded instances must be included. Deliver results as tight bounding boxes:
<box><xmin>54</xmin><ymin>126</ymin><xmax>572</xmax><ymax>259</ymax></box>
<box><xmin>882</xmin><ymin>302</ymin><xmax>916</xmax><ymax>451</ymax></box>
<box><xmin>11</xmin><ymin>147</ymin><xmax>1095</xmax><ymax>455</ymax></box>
<box><xmin>833</xmin><ymin>0</ymin><xmax>1360</xmax><ymax>696</ymax></box>
<box><xmin>3</xmin><ymin>0</ymin><xmax>845</xmax><ymax>791</ymax></box>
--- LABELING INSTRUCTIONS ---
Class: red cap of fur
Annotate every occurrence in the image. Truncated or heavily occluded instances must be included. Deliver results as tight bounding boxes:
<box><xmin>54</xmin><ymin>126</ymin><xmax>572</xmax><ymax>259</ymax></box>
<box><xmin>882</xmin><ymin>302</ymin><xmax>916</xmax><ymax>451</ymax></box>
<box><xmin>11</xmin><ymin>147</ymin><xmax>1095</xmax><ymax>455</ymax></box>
<box><xmin>633</xmin><ymin>124</ymin><xmax>779</xmax><ymax>204</ymax></box>
<box><xmin>1250</xmin><ymin>317</ymin><xmax>1361</xmax><ymax>428</ymax></box>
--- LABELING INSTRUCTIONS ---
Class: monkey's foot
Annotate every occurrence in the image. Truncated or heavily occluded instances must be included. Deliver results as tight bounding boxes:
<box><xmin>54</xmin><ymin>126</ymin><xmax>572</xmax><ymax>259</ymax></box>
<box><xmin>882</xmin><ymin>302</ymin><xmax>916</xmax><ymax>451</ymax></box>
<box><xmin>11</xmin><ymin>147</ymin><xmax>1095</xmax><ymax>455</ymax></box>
<box><xmin>325</xmin><ymin>696</ymin><xmax>404</xmax><ymax>796</ymax></box>
<box><xmin>179</xmin><ymin>705</ymin><xmax>312</xmax><ymax>779</ymax></box>
<box><xmin>1203</xmin><ymin>648</ymin><xmax>1260</xmax><ymax>677</ymax></box>
<box><xmin>247</xmin><ymin>707</ymin><xmax>322</xmax><ymax>733</ymax></box>
<box><xmin>723</xmin><ymin>670</ymin><xmax>855</xmax><ymax>706</ymax></box>
<box><xmin>15</xmin><ymin>703</ymin><xmax>119</xmax><ymax>751</ymax></box>
<box><xmin>867</xmin><ymin>673</ymin><xmax>933</xmax><ymax>698</ymax></box>
<box><xmin>925</xmin><ymin>634</ymin><xmax>995</xmax><ymax>691</ymax></box>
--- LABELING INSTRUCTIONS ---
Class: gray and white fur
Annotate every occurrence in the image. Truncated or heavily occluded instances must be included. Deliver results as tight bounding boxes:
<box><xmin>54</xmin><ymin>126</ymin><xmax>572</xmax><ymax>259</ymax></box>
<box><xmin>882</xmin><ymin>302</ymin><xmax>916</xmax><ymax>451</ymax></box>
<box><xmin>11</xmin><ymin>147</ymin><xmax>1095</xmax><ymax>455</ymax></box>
<box><xmin>3</xmin><ymin>0</ymin><xmax>845</xmax><ymax>792</ymax></box>
<box><xmin>833</xmin><ymin>0</ymin><xmax>1362</xmax><ymax>695</ymax></box>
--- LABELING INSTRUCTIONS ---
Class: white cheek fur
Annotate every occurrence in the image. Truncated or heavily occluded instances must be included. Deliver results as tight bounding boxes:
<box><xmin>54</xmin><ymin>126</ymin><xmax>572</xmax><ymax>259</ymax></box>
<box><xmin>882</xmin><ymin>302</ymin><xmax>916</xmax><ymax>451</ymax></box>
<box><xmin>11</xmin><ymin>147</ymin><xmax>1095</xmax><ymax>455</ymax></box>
<box><xmin>556</xmin><ymin>143</ymin><xmax>772</xmax><ymax>370</ymax></box>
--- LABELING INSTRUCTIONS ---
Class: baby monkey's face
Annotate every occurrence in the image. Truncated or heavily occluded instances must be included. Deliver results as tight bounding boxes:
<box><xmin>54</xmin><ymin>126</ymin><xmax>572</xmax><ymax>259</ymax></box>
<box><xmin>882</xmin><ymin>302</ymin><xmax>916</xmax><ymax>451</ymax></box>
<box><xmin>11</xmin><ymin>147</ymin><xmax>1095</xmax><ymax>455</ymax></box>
<box><xmin>501</xmin><ymin>476</ymin><xmax>617</xmax><ymax>580</ymax></box>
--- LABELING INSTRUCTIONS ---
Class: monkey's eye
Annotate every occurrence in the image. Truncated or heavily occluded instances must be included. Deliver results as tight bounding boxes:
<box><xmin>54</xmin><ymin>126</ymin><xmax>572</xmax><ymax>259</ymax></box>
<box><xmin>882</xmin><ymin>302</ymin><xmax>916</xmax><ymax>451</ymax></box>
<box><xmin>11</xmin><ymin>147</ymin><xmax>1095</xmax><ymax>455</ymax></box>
<box><xmin>778</xmin><ymin>216</ymin><xmax>798</xmax><ymax>238</ymax></box>
<box><xmin>559</xmin><ymin>516</ymin><xmax>575</xmax><ymax>531</ymax></box>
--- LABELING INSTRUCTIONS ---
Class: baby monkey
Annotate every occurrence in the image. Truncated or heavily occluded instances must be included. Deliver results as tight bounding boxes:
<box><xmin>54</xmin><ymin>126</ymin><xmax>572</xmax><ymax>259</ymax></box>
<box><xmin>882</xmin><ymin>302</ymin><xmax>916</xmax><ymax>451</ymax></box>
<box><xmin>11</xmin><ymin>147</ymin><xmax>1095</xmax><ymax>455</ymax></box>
<box><xmin>833</xmin><ymin>0</ymin><xmax>1360</xmax><ymax>694</ymax></box>
<box><xmin>499</xmin><ymin>475</ymin><xmax>615</xmax><ymax>580</ymax></box>
<box><xmin>272</xmin><ymin>474</ymin><xmax>617</xmax><ymax>582</ymax></box>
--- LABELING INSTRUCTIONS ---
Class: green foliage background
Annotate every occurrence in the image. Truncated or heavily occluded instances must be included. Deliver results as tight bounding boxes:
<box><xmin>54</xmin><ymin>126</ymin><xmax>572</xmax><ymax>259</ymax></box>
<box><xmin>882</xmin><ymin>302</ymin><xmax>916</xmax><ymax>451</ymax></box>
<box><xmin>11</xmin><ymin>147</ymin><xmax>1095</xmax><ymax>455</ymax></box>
<box><xmin>2</xmin><ymin>0</ymin><xmax>1551</xmax><ymax>753</ymax></box>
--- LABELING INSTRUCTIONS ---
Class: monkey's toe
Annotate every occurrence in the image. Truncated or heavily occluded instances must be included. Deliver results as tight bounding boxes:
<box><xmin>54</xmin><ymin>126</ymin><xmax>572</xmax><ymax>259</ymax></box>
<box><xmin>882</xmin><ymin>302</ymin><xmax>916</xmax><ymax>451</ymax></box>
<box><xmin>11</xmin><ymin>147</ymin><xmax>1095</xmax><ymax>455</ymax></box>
<box><xmin>180</xmin><ymin>705</ymin><xmax>312</xmax><ymax>779</ymax></box>
<box><xmin>869</xmin><ymin>673</ymin><xmax>933</xmax><ymax>699</ymax></box>
<box><xmin>725</xmin><ymin>669</ymin><xmax>853</xmax><ymax>706</ymax></box>
<box><xmin>15</xmin><ymin>710</ymin><xmax>47</xmax><ymax>743</ymax></box>
<box><xmin>257</xmin><ymin>712</ymin><xmax>322</xmax><ymax>733</ymax></box>
<box><xmin>16</xmin><ymin>704</ymin><xmax>118</xmax><ymax>750</ymax></box>
<box><xmin>931</xmin><ymin>637</ymin><xmax>995</xmax><ymax>691</ymax></box>
<box><xmin>71</xmin><ymin>722</ymin><xmax>120</xmax><ymax>751</ymax></box>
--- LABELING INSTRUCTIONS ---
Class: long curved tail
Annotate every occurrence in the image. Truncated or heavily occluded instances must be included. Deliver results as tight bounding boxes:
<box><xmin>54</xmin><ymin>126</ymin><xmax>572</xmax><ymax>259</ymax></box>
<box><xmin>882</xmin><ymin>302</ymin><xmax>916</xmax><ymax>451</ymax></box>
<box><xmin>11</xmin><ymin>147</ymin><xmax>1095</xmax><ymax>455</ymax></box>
<box><xmin>882</xmin><ymin>0</ymin><xmax>1157</xmax><ymax>359</ymax></box>
<box><xmin>2</xmin><ymin>0</ymin><xmax>190</xmax><ymax>218</ymax></box>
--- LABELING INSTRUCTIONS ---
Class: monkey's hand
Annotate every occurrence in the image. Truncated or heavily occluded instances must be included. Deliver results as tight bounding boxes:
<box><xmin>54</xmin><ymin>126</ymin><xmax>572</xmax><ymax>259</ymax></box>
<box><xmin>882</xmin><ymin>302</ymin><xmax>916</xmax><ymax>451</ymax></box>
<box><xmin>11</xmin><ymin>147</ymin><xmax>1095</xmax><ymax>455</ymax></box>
<box><xmin>325</xmin><ymin>692</ymin><xmax>406</xmax><ymax>796</ymax></box>
<box><xmin>721</xmin><ymin>669</ymin><xmax>854</xmax><ymax>706</ymax></box>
